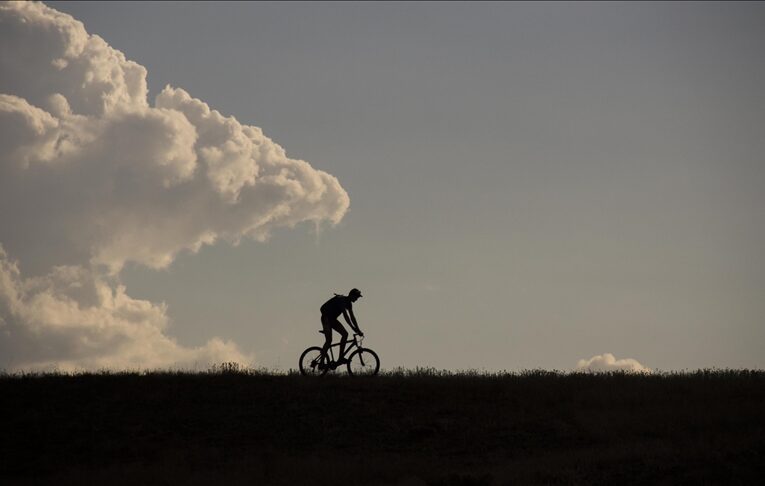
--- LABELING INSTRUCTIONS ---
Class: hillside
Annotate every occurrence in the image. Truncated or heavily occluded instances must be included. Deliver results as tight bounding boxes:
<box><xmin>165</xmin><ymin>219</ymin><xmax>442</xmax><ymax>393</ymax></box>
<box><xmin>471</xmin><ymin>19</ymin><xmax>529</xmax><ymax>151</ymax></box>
<box><xmin>1</xmin><ymin>369</ymin><xmax>763</xmax><ymax>485</ymax></box>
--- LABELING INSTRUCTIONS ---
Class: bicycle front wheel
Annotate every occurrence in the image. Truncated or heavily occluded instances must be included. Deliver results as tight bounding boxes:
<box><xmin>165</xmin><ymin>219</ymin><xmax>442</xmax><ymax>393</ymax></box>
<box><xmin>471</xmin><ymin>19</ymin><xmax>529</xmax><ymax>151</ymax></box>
<box><xmin>299</xmin><ymin>346</ymin><xmax>328</xmax><ymax>376</ymax></box>
<box><xmin>347</xmin><ymin>348</ymin><xmax>380</xmax><ymax>376</ymax></box>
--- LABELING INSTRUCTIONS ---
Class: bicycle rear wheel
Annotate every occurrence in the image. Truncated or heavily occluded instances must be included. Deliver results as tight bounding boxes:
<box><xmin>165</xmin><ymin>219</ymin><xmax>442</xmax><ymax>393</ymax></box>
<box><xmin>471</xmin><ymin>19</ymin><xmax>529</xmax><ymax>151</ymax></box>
<box><xmin>299</xmin><ymin>346</ymin><xmax>329</xmax><ymax>376</ymax></box>
<box><xmin>347</xmin><ymin>348</ymin><xmax>380</xmax><ymax>376</ymax></box>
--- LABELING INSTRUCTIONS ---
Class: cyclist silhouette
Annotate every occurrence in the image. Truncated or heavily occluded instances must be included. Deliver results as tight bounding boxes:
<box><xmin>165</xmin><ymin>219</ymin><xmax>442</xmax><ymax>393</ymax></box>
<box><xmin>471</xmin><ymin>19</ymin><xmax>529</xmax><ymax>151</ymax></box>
<box><xmin>320</xmin><ymin>288</ymin><xmax>363</xmax><ymax>365</ymax></box>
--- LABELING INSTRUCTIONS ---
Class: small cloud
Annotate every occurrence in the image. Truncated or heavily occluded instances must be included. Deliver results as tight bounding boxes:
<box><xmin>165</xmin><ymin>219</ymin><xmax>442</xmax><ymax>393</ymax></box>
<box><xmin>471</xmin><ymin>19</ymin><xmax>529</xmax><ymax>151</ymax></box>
<box><xmin>576</xmin><ymin>353</ymin><xmax>651</xmax><ymax>373</ymax></box>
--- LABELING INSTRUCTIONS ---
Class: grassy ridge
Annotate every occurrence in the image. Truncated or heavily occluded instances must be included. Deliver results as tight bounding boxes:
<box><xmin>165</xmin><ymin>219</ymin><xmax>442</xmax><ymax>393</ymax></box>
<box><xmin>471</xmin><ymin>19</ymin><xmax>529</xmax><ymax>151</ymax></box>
<box><xmin>1</xmin><ymin>369</ymin><xmax>764</xmax><ymax>485</ymax></box>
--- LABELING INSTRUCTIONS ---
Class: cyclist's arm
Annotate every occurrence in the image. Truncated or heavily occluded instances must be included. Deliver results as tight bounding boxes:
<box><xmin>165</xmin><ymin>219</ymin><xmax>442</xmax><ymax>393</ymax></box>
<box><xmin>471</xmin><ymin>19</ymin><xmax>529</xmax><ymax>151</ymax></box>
<box><xmin>348</xmin><ymin>308</ymin><xmax>362</xmax><ymax>335</ymax></box>
<box><xmin>342</xmin><ymin>309</ymin><xmax>360</xmax><ymax>334</ymax></box>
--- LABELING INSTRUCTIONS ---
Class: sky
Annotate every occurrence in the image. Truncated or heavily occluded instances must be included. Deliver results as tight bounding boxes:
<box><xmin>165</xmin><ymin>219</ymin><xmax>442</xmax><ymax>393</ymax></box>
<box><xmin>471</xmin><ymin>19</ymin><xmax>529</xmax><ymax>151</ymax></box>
<box><xmin>1</xmin><ymin>2</ymin><xmax>763</xmax><ymax>372</ymax></box>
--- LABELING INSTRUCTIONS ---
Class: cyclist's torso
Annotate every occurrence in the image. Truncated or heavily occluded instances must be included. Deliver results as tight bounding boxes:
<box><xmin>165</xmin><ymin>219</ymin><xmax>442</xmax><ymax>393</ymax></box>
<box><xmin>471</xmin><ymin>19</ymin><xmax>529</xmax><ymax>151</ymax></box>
<box><xmin>320</xmin><ymin>295</ymin><xmax>352</xmax><ymax>319</ymax></box>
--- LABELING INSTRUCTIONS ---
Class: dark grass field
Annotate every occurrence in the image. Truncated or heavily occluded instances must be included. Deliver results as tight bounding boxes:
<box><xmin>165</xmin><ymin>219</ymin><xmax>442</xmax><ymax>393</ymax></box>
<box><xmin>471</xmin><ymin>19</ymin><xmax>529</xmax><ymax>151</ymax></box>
<box><xmin>1</xmin><ymin>369</ymin><xmax>764</xmax><ymax>485</ymax></box>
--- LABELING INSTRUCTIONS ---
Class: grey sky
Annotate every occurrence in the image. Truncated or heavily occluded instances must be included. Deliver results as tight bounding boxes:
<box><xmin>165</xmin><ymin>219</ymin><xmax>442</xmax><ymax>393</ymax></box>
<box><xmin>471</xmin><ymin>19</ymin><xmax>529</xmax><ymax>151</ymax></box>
<box><xmin>46</xmin><ymin>1</ymin><xmax>765</xmax><ymax>371</ymax></box>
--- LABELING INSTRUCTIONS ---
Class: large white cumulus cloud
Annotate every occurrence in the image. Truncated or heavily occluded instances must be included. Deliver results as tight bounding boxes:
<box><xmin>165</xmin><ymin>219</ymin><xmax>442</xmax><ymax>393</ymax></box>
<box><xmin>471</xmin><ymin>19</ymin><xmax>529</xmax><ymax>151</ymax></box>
<box><xmin>0</xmin><ymin>2</ymin><xmax>350</xmax><ymax>370</ymax></box>
<box><xmin>0</xmin><ymin>246</ymin><xmax>247</xmax><ymax>371</ymax></box>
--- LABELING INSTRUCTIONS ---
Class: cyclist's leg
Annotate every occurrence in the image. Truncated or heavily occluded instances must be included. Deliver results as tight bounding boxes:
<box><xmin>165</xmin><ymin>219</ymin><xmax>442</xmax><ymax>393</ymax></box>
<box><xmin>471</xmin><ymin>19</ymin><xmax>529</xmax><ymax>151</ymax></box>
<box><xmin>320</xmin><ymin>315</ymin><xmax>333</xmax><ymax>359</ymax></box>
<box><xmin>330</xmin><ymin>319</ymin><xmax>349</xmax><ymax>362</ymax></box>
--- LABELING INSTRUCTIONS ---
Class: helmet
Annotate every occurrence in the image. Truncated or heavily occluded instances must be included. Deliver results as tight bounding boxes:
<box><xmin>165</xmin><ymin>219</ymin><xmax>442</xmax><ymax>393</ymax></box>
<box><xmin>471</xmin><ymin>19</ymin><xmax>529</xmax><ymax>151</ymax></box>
<box><xmin>349</xmin><ymin>288</ymin><xmax>362</xmax><ymax>298</ymax></box>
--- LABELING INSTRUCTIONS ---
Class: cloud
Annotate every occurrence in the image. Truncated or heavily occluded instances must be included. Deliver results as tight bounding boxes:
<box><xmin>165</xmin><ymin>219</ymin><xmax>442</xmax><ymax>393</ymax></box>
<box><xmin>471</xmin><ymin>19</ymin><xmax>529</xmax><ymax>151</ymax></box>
<box><xmin>576</xmin><ymin>353</ymin><xmax>651</xmax><ymax>373</ymax></box>
<box><xmin>0</xmin><ymin>2</ymin><xmax>350</xmax><ymax>371</ymax></box>
<box><xmin>0</xmin><ymin>246</ymin><xmax>249</xmax><ymax>372</ymax></box>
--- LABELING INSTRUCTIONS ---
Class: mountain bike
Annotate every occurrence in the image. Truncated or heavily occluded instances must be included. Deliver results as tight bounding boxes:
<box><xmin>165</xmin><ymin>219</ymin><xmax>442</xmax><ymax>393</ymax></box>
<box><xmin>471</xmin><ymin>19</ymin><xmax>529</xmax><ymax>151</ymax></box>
<box><xmin>299</xmin><ymin>331</ymin><xmax>380</xmax><ymax>376</ymax></box>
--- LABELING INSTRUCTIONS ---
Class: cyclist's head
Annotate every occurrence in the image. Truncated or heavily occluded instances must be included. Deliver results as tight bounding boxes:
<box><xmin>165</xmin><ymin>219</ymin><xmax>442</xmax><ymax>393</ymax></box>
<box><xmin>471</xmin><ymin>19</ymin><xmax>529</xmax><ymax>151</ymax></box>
<box><xmin>349</xmin><ymin>288</ymin><xmax>362</xmax><ymax>301</ymax></box>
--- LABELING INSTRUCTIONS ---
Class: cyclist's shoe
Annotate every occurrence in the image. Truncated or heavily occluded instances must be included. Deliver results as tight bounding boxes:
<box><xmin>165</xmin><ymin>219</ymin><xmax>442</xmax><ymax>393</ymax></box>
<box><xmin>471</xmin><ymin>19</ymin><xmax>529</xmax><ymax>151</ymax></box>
<box><xmin>336</xmin><ymin>358</ymin><xmax>349</xmax><ymax>366</ymax></box>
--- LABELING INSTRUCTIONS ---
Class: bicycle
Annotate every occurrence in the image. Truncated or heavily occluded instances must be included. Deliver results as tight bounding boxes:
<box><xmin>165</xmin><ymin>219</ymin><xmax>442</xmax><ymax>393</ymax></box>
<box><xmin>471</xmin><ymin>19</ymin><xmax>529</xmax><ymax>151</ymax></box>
<box><xmin>299</xmin><ymin>331</ymin><xmax>380</xmax><ymax>376</ymax></box>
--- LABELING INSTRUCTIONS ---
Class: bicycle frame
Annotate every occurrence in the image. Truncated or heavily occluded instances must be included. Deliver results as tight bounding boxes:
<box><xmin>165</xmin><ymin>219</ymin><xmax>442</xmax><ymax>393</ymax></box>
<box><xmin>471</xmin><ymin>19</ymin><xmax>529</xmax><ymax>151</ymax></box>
<box><xmin>301</xmin><ymin>333</ymin><xmax>376</xmax><ymax>376</ymax></box>
<box><xmin>324</xmin><ymin>335</ymin><xmax>361</xmax><ymax>362</ymax></box>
